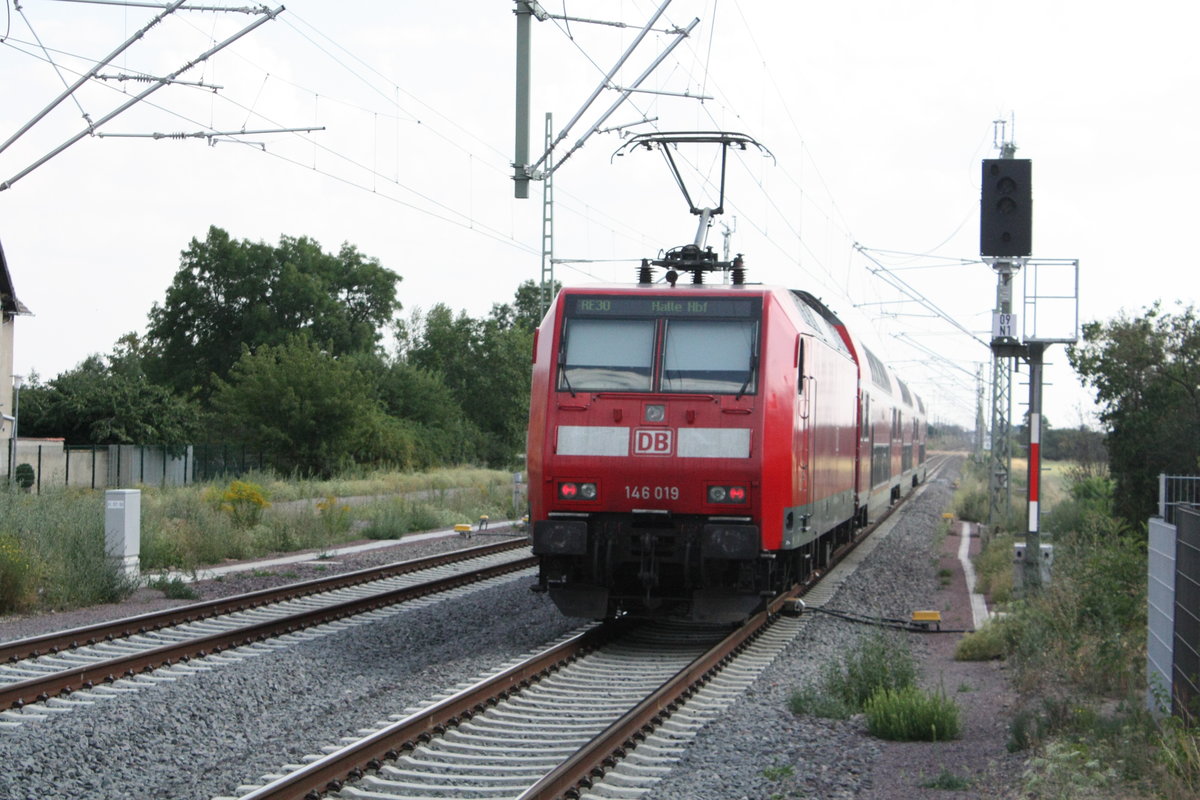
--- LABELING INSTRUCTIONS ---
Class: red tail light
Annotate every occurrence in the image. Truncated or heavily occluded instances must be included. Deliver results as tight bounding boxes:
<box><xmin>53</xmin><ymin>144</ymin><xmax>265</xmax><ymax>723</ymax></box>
<box><xmin>558</xmin><ymin>482</ymin><xmax>598</xmax><ymax>501</ymax></box>
<box><xmin>707</xmin><ymin>485</ymin><xmax>748</xmax><ymax>504</ymax></box>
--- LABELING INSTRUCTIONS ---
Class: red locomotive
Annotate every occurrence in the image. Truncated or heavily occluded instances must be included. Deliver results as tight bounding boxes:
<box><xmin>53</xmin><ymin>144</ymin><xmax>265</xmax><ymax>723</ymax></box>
<box><xmin>526</xmin><ymin>133</ymin><xmax>926</xmax><ymax>621</ymax></box>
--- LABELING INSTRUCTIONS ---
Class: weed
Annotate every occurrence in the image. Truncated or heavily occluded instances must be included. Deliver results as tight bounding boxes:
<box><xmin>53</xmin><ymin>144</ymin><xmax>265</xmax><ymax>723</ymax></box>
<box><xmin>220</xmin><ymin>480</ymin><xmax>271</xmax><ymax>529</ymax></box>
<box><xmin>937</xmin><ymin>566</ymin><xmax>953</xmax><ymax>587</ymax></box>
<box><xmin>1022</xmin><ymin>740</ymin><xmax>1119</xmax><ymax>798</ymax></box>
<box><xmin>822</xmin><ymin>628</ymin><xmax>918</xmax><ymax>711</ymax></box>
<box><xmin>316</xmin><ymin>495</ymin><xmax>352</xmax><ymax>536</ymax></box>
<box><xmin>865</xmin><ymin>686</ymin><xmax>961</xmax><ymax>741</ymax></box>
<box><xmin>762</xmin><ymin>763</ymin><xmax>794</xmax><ymax>781</ymax></box>
<box><xmin>146</xmin><ymin>575</ymin><xmax>199</xmax><ymax>600</ymax></box>
<box><xmin>787</xmin><ymin>684</ymin><xmax>853</xmax><ymax>720</ymax></box>
<box><xmin>1159</xmin><ymin>716</ymin><xmax>1200</xmax><ymax>797</ymax></box>
<box><xmin>789</xmin><ymin>628</ymin><xmax>918</xmax><ymax>720</ymax></box>
<box><xmin>922</xmin><ymin>768</ymin><xmax>971</xmax><ymax>790</ymax></box>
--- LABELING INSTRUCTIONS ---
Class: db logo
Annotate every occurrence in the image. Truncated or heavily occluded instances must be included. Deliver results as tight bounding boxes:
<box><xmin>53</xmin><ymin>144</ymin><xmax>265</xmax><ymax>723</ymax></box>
<box><xmin>633</xmin><ymin>428</ymin><xmax>673</xmax><ymax>455</ymax></box>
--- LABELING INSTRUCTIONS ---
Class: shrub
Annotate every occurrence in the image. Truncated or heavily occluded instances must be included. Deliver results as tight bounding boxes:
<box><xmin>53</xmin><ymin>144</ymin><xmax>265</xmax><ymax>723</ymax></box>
<box><xmin>973</xmin><ymin>532</ymin><xmax>1015</xmax><ymax>604</ymax></box>
<box><xmin>865</xmin><ymin>686</ymin><xmax>961</xmax><ymax>741</ymax></box>
<box><xmin>954</xmin><ymin>616</ymin><xmax>1014</xmax><ymax>661</ymax></box>
<box><xmin>220</xmin><ymin>480</ymin><xmax>271</xmax><ymax>529</ymax></box>
<box><xmin>13</xmin><ymin>463</ymin><xmax>34</xmax><ymax>490</ymax></box>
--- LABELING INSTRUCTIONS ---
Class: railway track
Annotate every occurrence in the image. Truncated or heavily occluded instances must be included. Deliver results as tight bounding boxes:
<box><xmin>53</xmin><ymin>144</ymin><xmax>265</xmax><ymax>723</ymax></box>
<box><xmin>220</xmin><ymin>457</ymin><xmax>950</xmax><ymax>800</ymax></box>
<box><xmin>0</xmin><ymin>539</ymin><xmax>535</xmax><ymax>716</ymax></box>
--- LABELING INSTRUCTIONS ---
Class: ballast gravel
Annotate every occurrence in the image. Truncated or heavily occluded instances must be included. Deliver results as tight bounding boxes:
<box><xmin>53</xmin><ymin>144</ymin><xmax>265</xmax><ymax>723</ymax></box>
<box><xmin>0</xmin><ymin>460</ymin><xmax>991</xmax><ymax>800</ymax></box>
<box><xmin>0</xmin><ymin>566</ymin><xmax>580</xmax><ymax>800</ymax></box>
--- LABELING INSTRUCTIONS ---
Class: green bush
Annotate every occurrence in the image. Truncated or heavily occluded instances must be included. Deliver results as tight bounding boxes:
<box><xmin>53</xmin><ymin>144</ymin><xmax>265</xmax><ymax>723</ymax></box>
<box><xmin>955</xmin><ymin>616</ymin><xmax>1014</xmax><ymax>661</ymax></box>
<box><xmin>790</xmin><ymin>629</ymin><xmax>918</xmax><ymax>719</ymax></box>
<box><xmin>13</xmin><ymin>463</ymin><xmax>34</xmax><ymax>490</ymax></box>
<box><xmin>865</xmin><ymin>686</ymin><xmax>961</xmax><ymax>741</ymax></box>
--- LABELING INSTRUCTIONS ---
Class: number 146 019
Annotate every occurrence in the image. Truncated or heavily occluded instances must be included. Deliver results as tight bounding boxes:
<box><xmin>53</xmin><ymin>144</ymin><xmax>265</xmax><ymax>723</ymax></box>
<box><xmin>625</xmin><ymin>485</ymin><xmax>679</xmax><ymax>500</ymax></box>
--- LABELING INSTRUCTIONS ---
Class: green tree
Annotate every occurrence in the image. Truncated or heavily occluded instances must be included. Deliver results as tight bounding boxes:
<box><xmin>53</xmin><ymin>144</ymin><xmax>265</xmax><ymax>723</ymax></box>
<box><xmin>210</xmin><ymin>338</ymin><xmax>391</xmax><ymax>476</ymax></box>
<box><xmin>510</xmin><ymin>278</ymin><xmax>560</xmax><ymax>332</ymax></box>
<box><xmin>16</xmin><ymin>354</ymin><xmax>202</xmax><ymax>446</ymax></box>
<box><xmin>356</xmin><ymin>355</ymin><xmax>483</xmax><ymax>467</ymax></box>
<box><xmin>1068</xmin><ymin>303</ymin><xmax>1200</xmax><ymax>524</ymax></box>
<box><xmin>405</xmin><ymin>296</ymin><xmax>533</xmax><ymax>466</ymax></box>
<box><xmin>145</xmin><ymin>226</ymin><xmax>401</xmax><ymax>397</ymax></box>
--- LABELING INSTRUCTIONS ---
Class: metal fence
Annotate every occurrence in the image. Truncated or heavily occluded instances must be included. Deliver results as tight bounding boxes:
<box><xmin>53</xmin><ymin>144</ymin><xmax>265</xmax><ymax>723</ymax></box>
<box><xmin>1160</xmin><ymin>473</ymin><xmax>1200</xmax><ymax>524</ymax></box>
<box><xmin>7</xmin><ymin>441</ymin><xmax>269</xmax><ymax>493</ymax></box>
<box><xmin>1148</xmin><ymin>473</ymin><xmax>1200</xmax><ymax>723</ymax></box>
<box><xmin>1175</xmin><ymin>507</ymin><xmax>1200</xmax><ymax>723</ymax></box>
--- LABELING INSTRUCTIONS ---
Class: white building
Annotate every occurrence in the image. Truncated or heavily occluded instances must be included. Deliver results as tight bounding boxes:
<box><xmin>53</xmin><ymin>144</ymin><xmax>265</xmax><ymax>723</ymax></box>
<box><xmin>0</xmin><ymin>237</ymin><xmax>31</xmax><ymax>476</ymax></box>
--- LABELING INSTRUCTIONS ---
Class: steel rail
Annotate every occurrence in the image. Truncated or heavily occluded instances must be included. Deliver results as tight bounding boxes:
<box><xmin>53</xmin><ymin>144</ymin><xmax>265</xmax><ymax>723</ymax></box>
<box><xmin>0</xmin><ymin>552</ymin><xmax>536</xmax><ymax>711</ymax></box>
<box><xmin>515</xmin><ymin>588</ymin><xmax>800</xmax><ymax>800</ymax></box>
<box><xmin>0</xmin><ymin>538</ymin><xmax>527</xmax><ymax>664</ymax></box>
<box><xmin>234</xmin><ymin>621</ymin><xmax>632</xmax><ymax>800</ymax></box>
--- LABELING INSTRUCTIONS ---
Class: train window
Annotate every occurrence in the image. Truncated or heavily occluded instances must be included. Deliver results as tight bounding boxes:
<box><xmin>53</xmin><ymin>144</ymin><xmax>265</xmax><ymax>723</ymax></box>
<box><xmin>661</xmin><ymin>319</ymin><xmax>758</xmax><ymax>395</ymax></box>
<box><xmin>559</xmin><ymin>318</ymin><xmax>655</xmax><ymax>391</ymax></box>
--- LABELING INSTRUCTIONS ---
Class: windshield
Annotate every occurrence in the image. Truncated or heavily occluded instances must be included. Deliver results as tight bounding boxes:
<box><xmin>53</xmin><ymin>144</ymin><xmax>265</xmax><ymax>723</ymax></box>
<box><xmin>557</xmin><ymin>307</ymin><xmax>758</xmax><ymax>395</ymax></box>
<box><xmin>559</xmin><ymin>318</ymin><xmax>655</xmax><ymax>391</ymax></box>
<box><xmin>661</xmin><ymin>319</ymin><xmax>757</xmax><ymax>394</ymax></box>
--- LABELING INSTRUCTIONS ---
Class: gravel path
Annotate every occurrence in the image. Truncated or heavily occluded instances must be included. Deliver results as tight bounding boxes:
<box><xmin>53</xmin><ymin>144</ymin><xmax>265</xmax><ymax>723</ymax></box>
<box><xmin>638</xmin><ymin>455</ymin><xmax>1025</xmax><ymax>800</ymax></box>
<box><xmin>0</xmin><ymin>458</ymin><xmax>1027</xmax><ymax>799</ymax></box>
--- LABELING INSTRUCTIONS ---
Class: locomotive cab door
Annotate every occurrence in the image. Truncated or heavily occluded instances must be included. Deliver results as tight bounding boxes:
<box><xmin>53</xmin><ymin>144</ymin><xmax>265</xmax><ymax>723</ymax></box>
<box><xmin>795</xmin><ymin>335</ymin><xmax>814</xmax><ymax>505</ymax></box>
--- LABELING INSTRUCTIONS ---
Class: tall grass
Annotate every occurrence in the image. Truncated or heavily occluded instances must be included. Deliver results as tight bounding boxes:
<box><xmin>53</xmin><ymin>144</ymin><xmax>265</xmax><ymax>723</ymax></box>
<box><xmin>0</xmin><ymin>486</ymin><xmax>135</xmax><ymax>613</ymax></box>
<box><xmin>865</xmin><ymin>685</ymin><xmax>961</xmax><ymax>741</ymax></box>
<box><xmin>0</xmin><ymin>467</ymin><xmax>518</xmax><ymax>615</ymax></box>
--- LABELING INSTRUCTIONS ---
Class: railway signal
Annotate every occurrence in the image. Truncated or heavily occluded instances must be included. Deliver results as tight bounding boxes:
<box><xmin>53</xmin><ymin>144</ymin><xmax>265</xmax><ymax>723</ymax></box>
<box><xmin>980</xmin><ymin>158</ymin><xmax>1033</xmax><ymax>258</ymax></box>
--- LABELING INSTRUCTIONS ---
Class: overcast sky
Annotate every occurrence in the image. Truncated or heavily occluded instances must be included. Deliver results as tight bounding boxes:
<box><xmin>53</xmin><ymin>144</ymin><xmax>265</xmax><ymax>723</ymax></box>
<box><xmin>1</xmin><ymin>0</ymin><xmax>1196</xmax><ymax>431</ymax></box>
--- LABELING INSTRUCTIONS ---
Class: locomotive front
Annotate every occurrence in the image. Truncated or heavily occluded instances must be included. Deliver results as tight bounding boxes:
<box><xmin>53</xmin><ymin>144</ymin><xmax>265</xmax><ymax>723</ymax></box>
<box><xmin>527</xmin><ymin>283</ymin><xmax>788</xmax><ymax>621</ymax></box>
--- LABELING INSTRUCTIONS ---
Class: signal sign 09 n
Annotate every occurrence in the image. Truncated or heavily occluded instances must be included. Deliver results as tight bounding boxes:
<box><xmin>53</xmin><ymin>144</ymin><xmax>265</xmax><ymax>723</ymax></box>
<box><xmin>980</xmin><ymin>158</ymin><xmax>1032</xmax><ymax>258</ymax></box>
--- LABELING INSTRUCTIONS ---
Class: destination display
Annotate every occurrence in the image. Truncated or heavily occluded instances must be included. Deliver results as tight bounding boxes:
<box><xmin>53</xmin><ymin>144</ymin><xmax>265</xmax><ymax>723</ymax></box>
<box><xmin>568</xmin><ymin>294</ymin><xmax>758</xmax><ymax>319</ymax></box>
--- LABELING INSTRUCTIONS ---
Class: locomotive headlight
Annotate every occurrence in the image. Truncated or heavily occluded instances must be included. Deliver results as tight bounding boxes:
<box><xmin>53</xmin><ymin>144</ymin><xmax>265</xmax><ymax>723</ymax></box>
<box><xmin>559</xmin><ymin>481</ymin><xmax>598</xmax><ymax>501</ymax></box>
<box><xmin>644</xmin><ymin>404</ymin><xmax>666</xmax><ymax>423</ymax></box>
<box><xmin>707</xmin><ymin>485</ymin><xmax>747</xmax><ymax>504</ymax></box>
